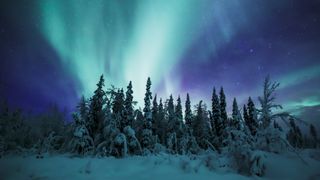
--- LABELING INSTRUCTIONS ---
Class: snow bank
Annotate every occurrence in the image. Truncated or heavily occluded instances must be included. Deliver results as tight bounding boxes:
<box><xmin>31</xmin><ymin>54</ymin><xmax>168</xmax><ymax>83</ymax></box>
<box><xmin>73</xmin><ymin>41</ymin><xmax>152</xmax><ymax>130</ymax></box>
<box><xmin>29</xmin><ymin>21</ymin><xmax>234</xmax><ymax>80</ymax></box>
<box><xmin>0</xmin><ymin>150</ymin><xmax>319</xmax><ymax>180</ymax></box>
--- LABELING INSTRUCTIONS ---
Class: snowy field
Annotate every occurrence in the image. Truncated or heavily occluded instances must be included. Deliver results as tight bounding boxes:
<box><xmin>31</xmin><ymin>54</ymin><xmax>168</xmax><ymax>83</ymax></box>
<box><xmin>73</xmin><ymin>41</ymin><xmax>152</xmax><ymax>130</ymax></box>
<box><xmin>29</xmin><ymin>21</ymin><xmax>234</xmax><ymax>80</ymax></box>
<box><xmin>1</xmin><ymin>150</ymin><xmax>320</xmax><ymax>180</ymax></box>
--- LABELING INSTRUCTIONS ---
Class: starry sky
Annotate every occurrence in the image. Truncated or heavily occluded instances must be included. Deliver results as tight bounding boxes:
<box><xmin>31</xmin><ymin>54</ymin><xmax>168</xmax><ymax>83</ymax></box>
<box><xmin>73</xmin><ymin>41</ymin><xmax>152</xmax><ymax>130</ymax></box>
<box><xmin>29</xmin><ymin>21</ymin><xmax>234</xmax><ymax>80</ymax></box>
<box><xmin>0</xmin><ymin>0</ymin><xmax>319</xmax><ymax>125</ymax></box>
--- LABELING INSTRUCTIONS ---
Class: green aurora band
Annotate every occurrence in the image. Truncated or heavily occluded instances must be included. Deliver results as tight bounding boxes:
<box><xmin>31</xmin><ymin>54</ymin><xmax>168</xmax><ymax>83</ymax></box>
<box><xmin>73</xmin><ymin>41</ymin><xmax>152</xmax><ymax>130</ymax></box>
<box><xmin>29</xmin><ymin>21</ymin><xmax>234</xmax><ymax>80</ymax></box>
<box><xmin>38</xmin><ymin>0</ymin><xmax>247</xmax><ymax>105</ymax></box>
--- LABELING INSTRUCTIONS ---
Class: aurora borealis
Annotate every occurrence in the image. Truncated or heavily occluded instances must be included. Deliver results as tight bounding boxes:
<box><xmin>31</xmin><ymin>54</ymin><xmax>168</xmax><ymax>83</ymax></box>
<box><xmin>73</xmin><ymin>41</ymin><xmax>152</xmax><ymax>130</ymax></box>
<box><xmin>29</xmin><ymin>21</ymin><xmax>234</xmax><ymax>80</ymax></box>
<box><xmin>0</xmin><ymin>0</ymin><xmax>319</xmax><ymax>124</ymax></box>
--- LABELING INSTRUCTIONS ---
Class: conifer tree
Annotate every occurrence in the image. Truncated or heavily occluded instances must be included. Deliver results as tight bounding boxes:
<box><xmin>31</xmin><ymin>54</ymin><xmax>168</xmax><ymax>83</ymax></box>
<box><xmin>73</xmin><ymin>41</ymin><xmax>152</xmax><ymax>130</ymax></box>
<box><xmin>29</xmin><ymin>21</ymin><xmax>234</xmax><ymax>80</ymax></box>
<box><xmin>193</xmin><ymin>101</ymin><xmax>210</xmax><ymax>148</ymax></box>
<box><xmin>219</xmin><ymin>87</ymin><xmax>228</xmax><ymax>122</ymax></box>
<box><xmin>212</xmin><ymin>88</ymin><xmax>222</xmax><ymax>138</ymax></box>
<box><xmin>124</xmin><ymin>81</ymin><xmax>134</xmax><ymax>127</ymax></box>
<box><xmin>246</xmin><ymin>97</ymin><xmax>258</xmax><ymax>136</ymax></box>
<box><xmin>243</xmin><ymin>105</ymin><xmax>249</xmax><ymax>123</ymax></box>
<box><xmin>287</xmin><ymin>118</ymin><xmax>303</xmax><ymax>148</ymax></box>
<box><xmin>152</xmin><ymin>95</ymin><xmax>158</xmax><ymax>134</ymax></box>
<box><xmin>157</xmin><ymin>98</ymin><xmax>166</xmax><ymax>144</ymax></box>
<box><xmin>175</xmin><ymin>96</ymin><xmax>183</xmax><ymax>137</ymax></box>
<box><xmin>77</xmin><ymin>96</ymin><xmax>89</xmax><ymax>125</ymax></box>
<box><xmin>258</xmin><ymin>76</ymin><xmax>282</xmax><ymax>128</ymax></box>
<box><xmin>141</xmin><ymin>77</ymin><xmax>153</xmax><ymax>150</ymax></box>
<box><xmin>143</xmin><ymin>77</ymin><xmax>152</xmax><ymax>125</ymax></box>
<box><xmin>89</xmin><ymin>75</ymin><xmax>106</xmax><ymax>136</ymax></box>
<box><xmin>112</xmin><ymin>89</ymin><xmax>125</xmax><ymax>131</ymax></box>
<box><xmin>231</xmin><ymin>98</ymin><xmax>240</xmax><ymax>130</ymax></box>
<box><xmin>185</xmin><ymin>93</ymin><xmax>192</xmax><ymax>127</ymax></box>
<box><xmin>167</xmin><ymin>95</ymin><xmax>175</xmax><ymax>133</ymax></box>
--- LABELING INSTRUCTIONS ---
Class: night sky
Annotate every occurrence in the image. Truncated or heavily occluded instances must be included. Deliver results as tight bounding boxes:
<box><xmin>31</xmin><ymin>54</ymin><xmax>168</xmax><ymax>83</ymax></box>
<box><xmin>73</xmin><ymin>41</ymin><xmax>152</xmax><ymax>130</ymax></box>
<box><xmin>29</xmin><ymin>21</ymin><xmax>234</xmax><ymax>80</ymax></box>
<box><xmin>0</xmin><ymin>0</ymin><xmax>319</xmax><ymax>125</ymax></box>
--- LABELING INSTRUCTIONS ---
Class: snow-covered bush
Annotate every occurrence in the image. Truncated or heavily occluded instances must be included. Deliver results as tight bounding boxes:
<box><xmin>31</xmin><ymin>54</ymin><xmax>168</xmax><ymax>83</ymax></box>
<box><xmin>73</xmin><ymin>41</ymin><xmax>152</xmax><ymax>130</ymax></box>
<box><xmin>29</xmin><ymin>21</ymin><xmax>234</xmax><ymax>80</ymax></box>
<box><xmin>36</xmin><ymin>131</ymin><xmax>64</xmax><ymax>154</ymax></box>
<box><xmin>69</xmin><ymin>114</ymin><xmax>94</xmax><ymax>155</ymax></box>
<box><xmin>110</xmin><ymin>133</ymin><xmax>128</xmax><ymax>158</ymax></box>
<box><xmin>124</xmin><ymin>126</ymin><xmax>142</xmax><ymax>155</ymax></box>
<box><xmin>250</xmin><ymin>151</ymin><xmax>267</xmax><ymax>176</ymax></box>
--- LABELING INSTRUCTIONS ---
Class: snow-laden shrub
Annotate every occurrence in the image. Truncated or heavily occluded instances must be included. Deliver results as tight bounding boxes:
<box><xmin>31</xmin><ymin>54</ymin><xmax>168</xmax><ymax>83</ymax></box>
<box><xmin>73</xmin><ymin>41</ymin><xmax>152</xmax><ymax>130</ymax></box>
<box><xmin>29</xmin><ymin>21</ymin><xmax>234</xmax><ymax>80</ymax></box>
<box><xmin>141</xmin><ymin>129</ymin><xmax>154</xmax><ymax>150</ymax></box>
<box><xmin>256</xmin><ymin>126</ymin><xmax>287</xmax><ymax>153</ymax></box>
<box><xmin>37</xmin><ymin>131</ymin><xmax>64</xmax><ymax>154</ymax></box>
<box><xmin>250</xmin><ymin>151</ymin><xmax>267</xmax><ymax>176</ymax></box>
<box><xmin>153</xmin><ymin>143</ymin><xmax>166</xmax><ymax>154</ymax></box>
<box><xmin>124</xmin><ymin>126</ymin><xmax>142</xmax><ymax>155</ymax></box>
<box><xmin>110</xmin><ymin>133</ymin><xmax>128</xmax><ymax>158</ymax></box>
<box><xmin>167</xmin><ymin>132</ymin><xmax>177</xmax><ymax>153</ymax></box>
<box><xmin>69</xmin><ymin>125</ymin><xmax>94</xmax><ymax>155</ymax></box>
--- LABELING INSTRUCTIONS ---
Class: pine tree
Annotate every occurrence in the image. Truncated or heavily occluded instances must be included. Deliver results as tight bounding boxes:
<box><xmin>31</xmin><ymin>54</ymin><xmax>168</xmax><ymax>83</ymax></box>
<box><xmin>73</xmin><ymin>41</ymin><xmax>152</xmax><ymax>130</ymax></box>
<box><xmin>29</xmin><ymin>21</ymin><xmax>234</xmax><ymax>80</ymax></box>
<box><xmin>287</xmin><ymin>118</ymin><xmax>303</xmax><ymax>148</ymax></box>
<box><xmin>152</xmin><ymin>95</ymin><xmax>158</xmax><ymax>134</ymax></box>
<box><xmin>124</xmin><ymin>81</ymin><xmax>134</xmax><ymax>127</ymax></box>
<box><xmin>143</xmin><ymin>77</ymin><xmax>152</xmax><ymax>126</ymax></box>
<box><xmin>167</xmin><ymin>95</ymin><xmax>175</xmax><ymax>133</ymax></box>
<box><xmin>157</xmin><ymin>98</ymin><xmax>166</xmax><ymax>144</ymax></box>
<box><xmin>243</xmin><ymin>105</ymin><xmax>249</xmax><ymax>123</ymax></box>
<box><xmin>231</xmin><ymin>98</ymin><xmax>240</xmax><ymax>130</ymax></box>
<box><xmin>175</xmin><ymin>96</ymin><xmax>183</xmax><ymax>137</ymax></box>
<box><xmin>142</xmin><ymin>77</ymin><xmax>153</xmax><ymax>150</ymax></box>
<box><xmin>212</xmin><ymin>88</ymin><xmax>222</xmax><ymax>138</ymax></box>
<box><xmin>219</xmin><ymin>87</ymin><xmax>228</xmax><ymax>122</ymax></box>
<box><xmin>193</xmin><ymin>101</ymin><xmax>210</xmax><ymax>149</ymax></box>
<box><xmin>185</xmin><ymin>93</ymin><xmax>192</xmax><ymax>127</ymax></box>
<box><xmin>89</xmin><ymin>75</ymin><xmax>106</xmax><ymax>137</ymax></box>
<box><xmin>77</xmin><ymin>96</ymin><xmax>89</xmax><ymax>126</ymax></box>
<box><xmin>246</xmin><ymin>97</ymin><xmax>258</xmax><ymax>136</ymax></box>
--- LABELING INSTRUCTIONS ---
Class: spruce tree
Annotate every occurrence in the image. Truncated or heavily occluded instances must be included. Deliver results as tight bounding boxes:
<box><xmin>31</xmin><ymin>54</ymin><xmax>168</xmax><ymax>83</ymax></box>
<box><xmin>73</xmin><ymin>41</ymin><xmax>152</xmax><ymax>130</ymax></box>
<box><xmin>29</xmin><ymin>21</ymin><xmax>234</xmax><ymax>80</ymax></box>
<box><xmin>152</xmin><ymin>95</ymin><xmax>158</xmax><ymax>134</ymax></box>
<box><xmin>185</xmin><ymin>93</ymin><xmax>192</xmax><ymax>127</ymax></box>
<box><xmin>77</xmin><ymin>96</ymin><xmax>89</xmax><ymax>124</ymax></box>
<box><xmin>212</xmin><ymin>88</ymin><xmax>222</xmax><ymax>138</ymax></box>
<box><xmin>219</xmin><ymin>87</ymin><xmax>228</xmax><ymax>122</ymax></box>
<box><xmin>89</xmin><ymin>75</ymin><xmax>106</xmax><ymax>136</ymax></box>
<box><xmin>124</xmin><ymin>81</ymin><xmax>134</xmax><ymax>127</ymax></box>
<box><xmin>247</xmin><ymin>97</ymin><xmax>258</xmax><ymax>136</ymax></box>
<box><xmin>167</xmin><ymin>95</ymin><xmax>175</xmax><ymax>133</ymax></box>
<box><xmin>112</xmin><ymin>89</ymin><xmax>125</xmax><ymax>131</ymax></box>
<box><xmin>157</xmin><ymin>98</ymin><xmax>166</xmax><ymax>144</ymax></box>
<box><xmin>231</xmin><ymin>98</ymin><xmax>240</xmax><ymax>130</ymax></box>
<box><xmin>193</xmin><ymin>101</ymin><xmax>210</xmax><ymax>148</ymax></box>
<box><xmin>175</xmin><ymin>96</ymin><xmax>183</xmax><ymax>137</ymax></box>
<box><xmin>243</xmin><ymin>105</ymin><xmax>249</xmax><ymax>123</ymax></box>
<box><xmin>143</xmin><ymin>77</ymin><xmax>152</xmax><ymax>125</ymax></box>
<box><xmin>142</xmin><ymin>77</ymin><xmax>153</xmax><ymax>150</ymax></box>
<box><xmin>175</xmin><ymin>96</ymin><xmax>183</xmax><ymax>124</ymax></box>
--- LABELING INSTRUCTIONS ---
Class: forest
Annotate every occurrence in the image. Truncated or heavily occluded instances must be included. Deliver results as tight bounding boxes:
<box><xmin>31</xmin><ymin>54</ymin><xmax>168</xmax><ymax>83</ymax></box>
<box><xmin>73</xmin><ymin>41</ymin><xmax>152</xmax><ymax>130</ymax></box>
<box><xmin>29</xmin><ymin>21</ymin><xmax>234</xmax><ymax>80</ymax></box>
<box><xmin>0</xmin><ymin>75</ymin><xmax>318</xmax><ymax>177</ymax></box>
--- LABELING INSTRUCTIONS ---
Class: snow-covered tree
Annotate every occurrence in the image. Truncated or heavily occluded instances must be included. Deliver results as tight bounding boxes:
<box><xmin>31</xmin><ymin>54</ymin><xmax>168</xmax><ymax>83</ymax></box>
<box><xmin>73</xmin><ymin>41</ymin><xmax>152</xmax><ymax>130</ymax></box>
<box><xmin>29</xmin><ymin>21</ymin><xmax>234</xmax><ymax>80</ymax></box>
<box><xmin>286</xmin><ymin>118</ymin><xmax>303</xmax><ymax>148</ymax></box>
<box><xmin>152</xmin><ymin>94</ymin><xmax>158</xmax><ymax>134</ymax></box>
<box><xmin>231</xmin><ymin>98</ymin><xmax>241</xmax><ymax>130</ymax></box>
<box><xmin>211</xmin><ymin>88</ymin><xmax>223</xmax><ymax>145</ymax></box>
<box><xmin>89</xmin><ymin>75</ymin><xmax>106</xmax><ymax>138</ymax></box>
<box><xmin>193</xmin><ymin>101</ymin><xmax>210</xmax><ymax>149</ymax></box>
<box><xmin>258</xmin><ymin>76</ymin><xmax>282</xmax><ymax>128</ymax></box>
<box><xmin>175</xmin><ymin>96</ymin><xmax>183</xmax><ymax>137</ymax></box>
<box><xmin>124</xmin><ymin>81</ymin><xmax>134</xmax><ymax>127</ymax></box>
<box><xmin>246</xmin><ymin>97</ymin><xmax>258</xmax><ymax>136</ymax></box>
<box><xmin>185</xmin><ymin>93</ymin><xmax>193</xmax><ymax>127</ymax></box>
<box><xmin>156</xmin><ymin>99</ymin><xmax>167</xmax><ymax>144</ymax></box>
<box><xmin>141</xmin><ymin>77</ymin><xmax>154</xmax><ymax>151</ymax></box>
<box><xmin>219</xmin><ymin>87</ymin><xmax>228</xmax><ymax>123</ymax></box>
<box><xmin>77</xmin><ymin>96</ymin><xmax>89</xmax><ymax>125</ymax></box>
<box><xmin>69</xmin><ymin>113</ymin><xmax>94</xmax><ymax>155</ymax></box>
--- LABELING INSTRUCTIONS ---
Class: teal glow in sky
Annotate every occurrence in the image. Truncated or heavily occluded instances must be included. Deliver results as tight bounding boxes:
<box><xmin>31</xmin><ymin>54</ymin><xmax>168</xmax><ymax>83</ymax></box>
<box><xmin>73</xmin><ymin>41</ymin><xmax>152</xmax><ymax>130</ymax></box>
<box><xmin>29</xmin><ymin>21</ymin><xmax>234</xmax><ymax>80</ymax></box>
<box><xmin>39</xmin><ymin>0</ymin><xmax>248</xmax><ymax>105</ymax></box>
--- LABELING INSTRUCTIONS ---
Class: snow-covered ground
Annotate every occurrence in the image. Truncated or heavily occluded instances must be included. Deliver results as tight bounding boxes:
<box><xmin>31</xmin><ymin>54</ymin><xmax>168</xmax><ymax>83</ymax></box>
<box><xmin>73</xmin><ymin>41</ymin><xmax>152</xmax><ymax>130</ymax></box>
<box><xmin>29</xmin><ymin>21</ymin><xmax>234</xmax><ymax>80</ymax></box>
<box><xmin>0</xmin><ymin>150</ymin><xmax>319</xmax><ymax>180</ymax></box>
